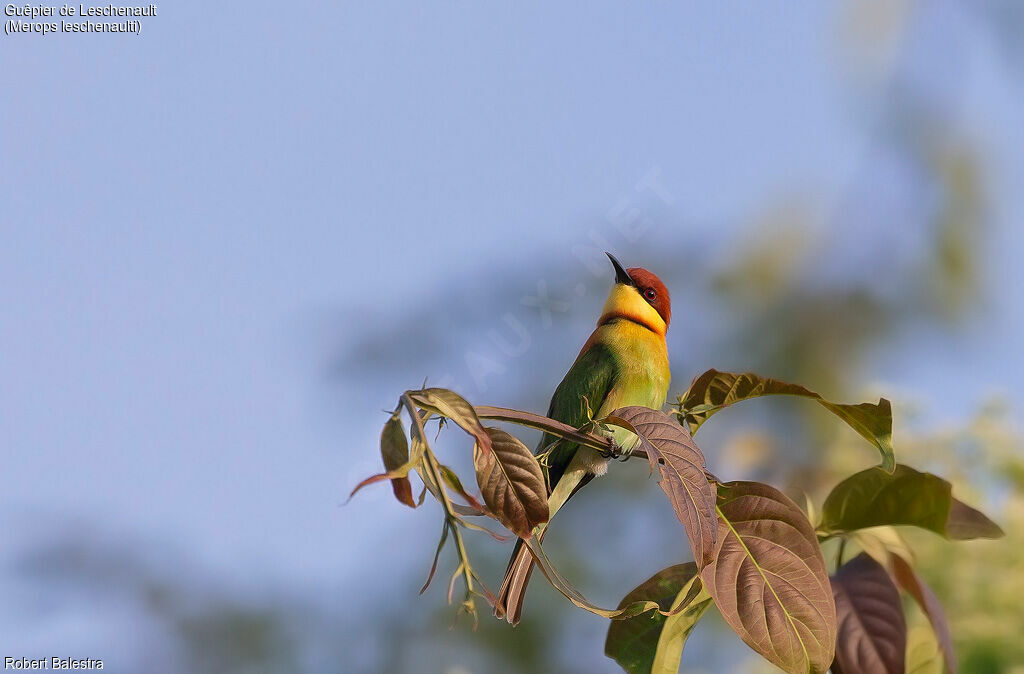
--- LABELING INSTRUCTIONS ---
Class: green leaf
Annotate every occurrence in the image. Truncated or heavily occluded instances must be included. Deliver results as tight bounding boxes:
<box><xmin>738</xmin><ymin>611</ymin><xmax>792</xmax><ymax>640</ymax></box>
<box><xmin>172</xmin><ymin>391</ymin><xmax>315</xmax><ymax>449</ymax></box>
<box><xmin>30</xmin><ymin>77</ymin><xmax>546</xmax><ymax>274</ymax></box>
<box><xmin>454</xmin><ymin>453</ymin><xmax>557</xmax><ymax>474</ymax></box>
<box><xmin>603</xmin><ymin>407</ymin><xmax>717</xmax><ymax>569</ymax></box>
<box><xmin>473</xmin><ymin>428</ymin><xmax>548</xmax><ymax>539</ymax></box>
<box><xmin>408</xmin><ymin>388</ymin><xmax>493</xmax><ymax>455</ymax></box>
<box><xmin>678</xmin><ymin>369</ymin><xmax>895</xmax><ymax>471</ymax></box>
<box><xmin>891</xmin><ymin>554</ymin><xmax>956</xmax><ymax>674</ymax></box>
<box><xmin>819</xmin><ymin>464</ymin><xmax>1004</xmax><ymax>540</ymax></box>
<box><xmin>906</xmin><ymin>624</ymin><xmax>946</xmax><ymax>674</ymax></box>
<box><xmin>702</xmin><ymin>481</ymin><xmax>837</xmax><ymax>674</ymax></box>
<box><xmin>605</xmin><ymin>563</ymin><xmax>712</xmax><ymax>674</ymax></box>
<box><xmin>437</xmin><ymin>463</ymin><xmax>487</xmax><ymax>515</ymax></box>
<box><xmin>381</xmin><ymin>412</ymin><xmax>415</xmax><ymax>507</ymax></box>
<box><xmin>830</xmin><ymin>553</ymin><xmax>907</xmax><ymax>674</ymax></box>
<box><xmin>650</xmin><ymin>588</ymin><xmax>711</xmax><ymax>674</ymax></box>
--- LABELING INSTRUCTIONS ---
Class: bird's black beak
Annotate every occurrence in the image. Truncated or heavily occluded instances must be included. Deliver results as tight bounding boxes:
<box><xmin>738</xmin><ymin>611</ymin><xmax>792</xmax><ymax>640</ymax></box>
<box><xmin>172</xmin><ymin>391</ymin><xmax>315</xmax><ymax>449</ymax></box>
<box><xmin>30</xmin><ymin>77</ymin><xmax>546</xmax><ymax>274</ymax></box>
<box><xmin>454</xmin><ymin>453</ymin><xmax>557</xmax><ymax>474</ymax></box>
<box><xmin>606</xmin><ymin>252</ymin><xmax>635</xmax><ymax>287</ymax></box>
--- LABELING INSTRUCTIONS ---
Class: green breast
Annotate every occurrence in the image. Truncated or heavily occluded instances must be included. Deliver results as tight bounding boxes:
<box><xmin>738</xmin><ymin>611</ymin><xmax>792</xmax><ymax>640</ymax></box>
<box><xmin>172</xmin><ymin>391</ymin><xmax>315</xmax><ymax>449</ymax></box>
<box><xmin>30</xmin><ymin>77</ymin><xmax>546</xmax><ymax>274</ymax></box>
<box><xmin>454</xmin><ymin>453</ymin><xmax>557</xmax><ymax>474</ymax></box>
<box><xmin>541</xmin><ymin>318</ymin><xmax>670</xmax><ymax>485</ymax></box>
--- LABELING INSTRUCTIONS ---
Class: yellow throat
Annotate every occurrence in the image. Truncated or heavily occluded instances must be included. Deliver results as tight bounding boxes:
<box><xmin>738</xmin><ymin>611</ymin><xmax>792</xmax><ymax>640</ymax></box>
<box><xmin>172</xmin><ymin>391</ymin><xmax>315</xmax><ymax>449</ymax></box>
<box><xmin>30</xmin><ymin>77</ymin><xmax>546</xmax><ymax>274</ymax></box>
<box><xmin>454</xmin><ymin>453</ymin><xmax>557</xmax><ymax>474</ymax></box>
<box><xmin>598</xmin><ymin>284</ymin><xmax>667</xmax><ymax>336</ymax></box>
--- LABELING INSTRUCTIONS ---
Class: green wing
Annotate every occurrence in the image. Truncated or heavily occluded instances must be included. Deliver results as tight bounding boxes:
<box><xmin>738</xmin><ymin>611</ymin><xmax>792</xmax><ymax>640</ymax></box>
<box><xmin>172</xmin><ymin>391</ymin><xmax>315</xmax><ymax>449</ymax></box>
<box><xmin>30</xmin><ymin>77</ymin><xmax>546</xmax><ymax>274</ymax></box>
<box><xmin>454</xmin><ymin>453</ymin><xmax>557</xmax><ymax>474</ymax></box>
<box><xmin>540</xmin><ymin>342</ymin><xmax>619</xmax><ymax>489</ymax></box>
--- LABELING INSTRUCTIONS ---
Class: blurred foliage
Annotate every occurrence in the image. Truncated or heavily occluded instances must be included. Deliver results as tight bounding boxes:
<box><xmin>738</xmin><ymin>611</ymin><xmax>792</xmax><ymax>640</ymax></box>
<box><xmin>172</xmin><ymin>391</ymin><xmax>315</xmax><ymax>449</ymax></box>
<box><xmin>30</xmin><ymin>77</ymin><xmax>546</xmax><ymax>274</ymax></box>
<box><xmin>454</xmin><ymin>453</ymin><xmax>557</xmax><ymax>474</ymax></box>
<box><xmin>10</xmin><ymin>534</ymin><xmax>316</xmax><ymax>673</ymax></box>
<box><xmin>899</xmin><ymin>408</ymin><xmax>1024</xmax><ymax>674</ymax></box>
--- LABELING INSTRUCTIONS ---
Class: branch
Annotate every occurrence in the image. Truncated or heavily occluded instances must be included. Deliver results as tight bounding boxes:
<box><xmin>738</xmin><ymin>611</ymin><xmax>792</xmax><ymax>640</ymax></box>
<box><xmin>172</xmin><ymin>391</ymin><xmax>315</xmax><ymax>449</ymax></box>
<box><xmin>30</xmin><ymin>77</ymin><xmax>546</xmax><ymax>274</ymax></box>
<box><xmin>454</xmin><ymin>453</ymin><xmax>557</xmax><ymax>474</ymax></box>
<box><xmin>474</xmin><ymin>405</ymin><xmax>613</xmax><ymax>453</ymax></box>
<box><xmin>401</xmin><ymin>393</ymin><xmax>477</xmax><ymax>619</ymax></box>
<box><xmin>474</xmin><ymin>404</ymin><xmax>720</xmax><ymax>481</ymax></box>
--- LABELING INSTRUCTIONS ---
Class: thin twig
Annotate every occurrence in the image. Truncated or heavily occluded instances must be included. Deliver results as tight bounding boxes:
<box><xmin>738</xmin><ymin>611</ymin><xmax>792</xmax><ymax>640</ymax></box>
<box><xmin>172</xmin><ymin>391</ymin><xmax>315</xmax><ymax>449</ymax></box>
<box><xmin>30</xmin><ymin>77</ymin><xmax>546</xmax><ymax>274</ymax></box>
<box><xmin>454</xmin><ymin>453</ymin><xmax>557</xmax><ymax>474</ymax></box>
<box><xmin>402</xmin><ymin>394</ymin><xmax>475</xmax><ymax>605</ymax></box>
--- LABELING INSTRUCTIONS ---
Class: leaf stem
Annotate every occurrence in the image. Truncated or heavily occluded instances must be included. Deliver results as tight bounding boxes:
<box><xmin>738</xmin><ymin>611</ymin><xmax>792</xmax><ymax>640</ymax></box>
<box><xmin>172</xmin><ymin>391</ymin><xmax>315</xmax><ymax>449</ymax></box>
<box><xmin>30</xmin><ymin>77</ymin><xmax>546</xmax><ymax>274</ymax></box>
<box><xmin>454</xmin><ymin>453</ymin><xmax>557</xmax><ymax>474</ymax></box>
<box><xmin>835</xmin><ymin>536</ymin><xmax>848</xmax><ymax>571</ymax></box>
<box><xmin>402</xmin><ymin>394</ymin><xmax>476</xmax><ymax>607</ymax></box>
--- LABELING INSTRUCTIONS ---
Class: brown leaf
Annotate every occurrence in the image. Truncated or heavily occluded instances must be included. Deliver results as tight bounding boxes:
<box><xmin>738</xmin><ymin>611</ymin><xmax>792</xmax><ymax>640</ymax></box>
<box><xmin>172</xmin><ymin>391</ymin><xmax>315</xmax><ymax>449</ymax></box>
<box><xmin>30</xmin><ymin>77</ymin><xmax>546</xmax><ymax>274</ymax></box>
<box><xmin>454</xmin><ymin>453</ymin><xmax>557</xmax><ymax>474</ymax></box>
<box><xmin>679</xmin><ymin>369</ymin><xmax>895</xmax><ymax>471</ymax></box>
<box><xmin>831</xmin><ymin>553</ymin><xmax>907</xmax><ymax>674</ymax></box>
<box><xmin>408</xmin><ymin>388</ymin><xmax>492</xmax><ymax>455</ymax></box>
<box><xmin>348</xmin><ymin>471</ymin><xmax>393</xmax><ymax>499</ymax></box>
<box><xmin>946</xmin><ymin>499</ymin><xmax>1003</xmax><ymax>540</ymax></box>
<box><xmin>891</xmin><ymin>555</ymin><xmax>956</xmax><ymax>674</ymax></box>
<box><xmin>473</xmin><ymin>428</ymin><xmax>548</xmax><ymax>539</ymax></box>
<box><xmin>604</xmin><ymin>407</ymin><xmax>717</xmax><ymax>569</ymax></box>
<box><xmin>702</xmin><ymin>481</ymin><xmax>836</xmax><ymax>674</ymax></box>
<box><xmin>380</xmin><ymin>413</ymin><xmax>416</xmax><ymax>507</ymax></box>
<box><xmin>390</xmin><ymin>478</ymin><xmax>415</xmax><ymax>508</ymax></box>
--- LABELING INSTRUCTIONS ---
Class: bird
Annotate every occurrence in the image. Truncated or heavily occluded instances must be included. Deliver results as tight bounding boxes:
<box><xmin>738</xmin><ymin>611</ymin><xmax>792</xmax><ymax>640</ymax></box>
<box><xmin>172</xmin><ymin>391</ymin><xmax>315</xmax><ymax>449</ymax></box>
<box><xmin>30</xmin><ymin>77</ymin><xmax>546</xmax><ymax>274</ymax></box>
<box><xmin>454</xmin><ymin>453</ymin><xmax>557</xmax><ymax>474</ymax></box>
<box><xmin>496</xmin><ymin>252</ymin><xmax>671</xmax><ymax>624</ymax></box>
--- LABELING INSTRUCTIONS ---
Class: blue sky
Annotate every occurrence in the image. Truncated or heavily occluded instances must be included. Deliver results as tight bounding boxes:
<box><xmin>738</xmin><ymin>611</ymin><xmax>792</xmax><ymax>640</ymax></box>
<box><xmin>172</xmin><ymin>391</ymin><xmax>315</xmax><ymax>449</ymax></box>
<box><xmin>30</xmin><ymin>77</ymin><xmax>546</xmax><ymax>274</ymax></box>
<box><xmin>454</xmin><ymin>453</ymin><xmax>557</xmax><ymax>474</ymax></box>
<box><xmin>2</xmin><ymin>2</ymin><xmax>1022</xmax><ymax>670</ymax></box>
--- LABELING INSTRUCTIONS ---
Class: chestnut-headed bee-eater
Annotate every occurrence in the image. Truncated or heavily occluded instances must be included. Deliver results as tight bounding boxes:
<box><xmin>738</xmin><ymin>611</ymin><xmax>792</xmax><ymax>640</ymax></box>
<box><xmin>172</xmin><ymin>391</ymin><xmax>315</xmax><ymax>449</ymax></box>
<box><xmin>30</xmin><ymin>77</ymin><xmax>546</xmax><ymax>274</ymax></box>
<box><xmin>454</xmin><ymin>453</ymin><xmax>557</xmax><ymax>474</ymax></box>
<box><xmin>496</xmin><ymin>253</ymin><xmax>671</xmax><ymax>624</ymax></box>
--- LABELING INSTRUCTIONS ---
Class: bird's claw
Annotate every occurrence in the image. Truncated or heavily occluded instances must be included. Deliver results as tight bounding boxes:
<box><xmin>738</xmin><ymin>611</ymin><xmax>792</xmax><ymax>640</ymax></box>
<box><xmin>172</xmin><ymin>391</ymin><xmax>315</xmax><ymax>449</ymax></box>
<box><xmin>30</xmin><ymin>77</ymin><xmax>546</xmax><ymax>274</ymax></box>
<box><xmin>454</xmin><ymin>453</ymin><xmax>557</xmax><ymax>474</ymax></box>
<box><xmin>604</xmin><ymin>438</ymin><xmax>633</xmax><ymax>461</ymax></box>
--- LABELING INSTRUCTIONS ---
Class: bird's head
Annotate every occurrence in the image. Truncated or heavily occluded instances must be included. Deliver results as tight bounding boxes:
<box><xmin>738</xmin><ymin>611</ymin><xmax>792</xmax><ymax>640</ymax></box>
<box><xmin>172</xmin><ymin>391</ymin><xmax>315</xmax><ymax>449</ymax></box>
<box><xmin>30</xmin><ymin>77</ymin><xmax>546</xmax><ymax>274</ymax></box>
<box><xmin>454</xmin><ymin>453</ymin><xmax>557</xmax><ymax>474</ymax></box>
<box><xmin>599</xmin><ymin>253</ymin><xmax>671</xmax><ymax>336</ymax></box>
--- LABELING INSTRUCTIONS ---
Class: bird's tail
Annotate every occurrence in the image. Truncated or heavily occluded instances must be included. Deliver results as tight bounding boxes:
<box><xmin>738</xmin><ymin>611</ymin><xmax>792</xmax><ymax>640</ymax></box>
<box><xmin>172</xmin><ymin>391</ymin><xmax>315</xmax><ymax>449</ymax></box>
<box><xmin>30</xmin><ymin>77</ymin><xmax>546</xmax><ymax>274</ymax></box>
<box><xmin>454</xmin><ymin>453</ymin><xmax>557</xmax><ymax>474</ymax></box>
<box><xmin>495</xmin><ymin>532</ymin><xmax>542</xmax><ymax>625</ymax></box>
<box><xmin>495</xmin><ymin>472</ymin><xmax>594</xmax><ymax>625</ymax></box>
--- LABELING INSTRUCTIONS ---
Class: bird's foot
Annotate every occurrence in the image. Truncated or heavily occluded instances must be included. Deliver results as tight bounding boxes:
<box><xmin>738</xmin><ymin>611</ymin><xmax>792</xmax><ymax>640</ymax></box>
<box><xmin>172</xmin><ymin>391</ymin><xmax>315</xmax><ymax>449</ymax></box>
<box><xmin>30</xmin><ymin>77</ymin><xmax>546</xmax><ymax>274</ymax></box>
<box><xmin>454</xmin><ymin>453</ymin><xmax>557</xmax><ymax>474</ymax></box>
<box><xmin>603</xmin><ymin>437</ymin><xmax>633</xmax><ymax>461</ymax></box>
<box><xmin>613</xmin><ymin>438</ymin><xmax>635</xmax><ymax>462</ymax></box>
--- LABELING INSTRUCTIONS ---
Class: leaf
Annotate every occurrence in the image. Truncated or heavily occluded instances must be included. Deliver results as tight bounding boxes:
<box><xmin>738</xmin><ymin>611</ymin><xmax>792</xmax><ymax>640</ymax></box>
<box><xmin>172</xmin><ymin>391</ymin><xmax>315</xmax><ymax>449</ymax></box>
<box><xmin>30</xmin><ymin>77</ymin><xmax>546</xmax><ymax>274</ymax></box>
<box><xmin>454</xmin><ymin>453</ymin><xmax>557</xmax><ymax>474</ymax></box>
<box><xmin>380</xmin><ymin>412</ymin><xmax>416</xmax><ymax>507</ymax></box>
<box><xmin>701</xmin><ymin>481</ymin><xmax>836</xmax><ymax>674</ymax></box>
<box><xmin>679</xmin><ymin>369</ymin><xmax>895</xmax><ymax>471</ymax></box>
<box><xmin>891</xmin><ymin>554</ymin><xmax>956</xmax><ymax>674</ymax></box>
<box><xmin>831</xmin><ymin>553</ymin><xmax>907</xmax><ymax>674</ymax></box>
<box><xmin>801</xmin><ymin>491</ymin><xmax>818</xmax><ymax>528</ymax></box>
<box><xmin>468</xmin><ymin>568</ymin><xmax>499</xmax><ymax>610</ymax></box>
<box><xmin>453</xmin><ymin>516</ymin><xmax>509</xmax><ymax>542</ymax></box>
<box><xmin>946</xmin><ymin>499</ymin><xmax>1004</xmax><ymax>540</ymax></box>
<box><xmin>348</xmin><ymin>406</ymin><xmax>430</xmax><ymax>502</ymax></box>
<box><xmin>603</xmin><ymin>406</ymin><xmax>717</xmax><ymax>569</ymax></box>
<box><xmin>519</xmin><ymin>536</ymin><xmax>664</xmax><ymax>620</ymax></box>
<box><xmin>852</xmin><ymin>526</ymin><xmax>915</xmax><ymax>567</ymax></box>
<box><xmin>405</xmin><ymin>404</ymin><xmax>440</xmax><ymax>502</ymax></box>
<box><xmin>906</xmin><ymin>624</ymin><xmax>946</xmax><ymax>674</ymax></box>
<box><xmin>819</xmin><ymin>464</ymin><xmax>1004</xmax><ymax>540</ymax></box>
<box><xmin>473</xmin><ymin>428</ymin><xmax>548</xmax><ymax>539</ymax></box>
<box><xmin>414</xmin><ymin>463</ymin><xmax>441</xmax><ymax>501</ymax></box>
<box><xmin>650</xmin><ymin>587</ymin><xmax>711</xmax><ymax>674</ymax></box>
<box><xmin>347</xmin><ymin>471</ymin><xmax>395</xmax><ymax>499</ymax></box>
<box><xmin>389</xmin><ymin>477</ymin><xmax>414</xmax><ymax>508</ymax></box>
<box><xmin>408</xmin><ymin>388</ymin><xmax>492</xmax><ymax>455</ymax></box>
<box><xmin>605</xmin><ymin>563</ymin><xmax>712</xmax><ymax>674</ymax></box>
<box><xmin>437</xmin><ymin>463</ymin><xmax>487</xmax><ymax>514</ymax></box>
<box><xmin>380</xmin><ymin>412</ymin><xmax>409</xmax><ymax>470</ymax></box>
<box><xmin>420</xmin><ymin>519</ymin><xmax>451</xmax><ymax>594</ymax></box>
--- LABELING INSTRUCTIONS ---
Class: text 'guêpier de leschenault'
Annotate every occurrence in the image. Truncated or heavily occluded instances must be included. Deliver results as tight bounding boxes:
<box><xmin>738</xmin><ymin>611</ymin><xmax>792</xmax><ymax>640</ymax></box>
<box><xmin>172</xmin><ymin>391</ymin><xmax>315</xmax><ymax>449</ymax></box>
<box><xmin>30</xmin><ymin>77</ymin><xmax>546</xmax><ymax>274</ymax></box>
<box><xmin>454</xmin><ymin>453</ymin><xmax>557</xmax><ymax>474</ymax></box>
<box><xmin>5</xmin><ymin>5</ymin><xmax>157</xmax><ymax>18</ymax></box>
